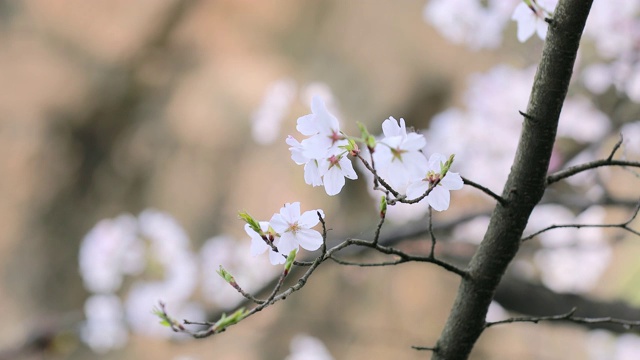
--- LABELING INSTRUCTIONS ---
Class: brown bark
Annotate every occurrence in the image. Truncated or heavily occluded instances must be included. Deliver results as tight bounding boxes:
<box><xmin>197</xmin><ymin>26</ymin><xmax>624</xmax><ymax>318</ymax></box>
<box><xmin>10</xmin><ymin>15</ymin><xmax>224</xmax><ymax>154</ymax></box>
<box><xmin>432</xmin><ymin>1</ymin><xmax>594</xmax><ymax>358</ymax></box>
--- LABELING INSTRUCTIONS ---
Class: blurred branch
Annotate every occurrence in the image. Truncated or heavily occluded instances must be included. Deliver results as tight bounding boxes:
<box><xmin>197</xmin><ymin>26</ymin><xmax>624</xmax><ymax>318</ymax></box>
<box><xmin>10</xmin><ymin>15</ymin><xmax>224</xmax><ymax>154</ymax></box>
<box><xmin>485</xmin><ymin>306</ymin><xmax>640</xmax><ymax>330</ymax></box>
<box><xmin>547</xmin><ymin>159</ymin><xmax>640</xmax><ymax>186</ymax></box>
<box><xmin>521</xmin><ymin>200</ymin><xmax>640</xmax><ymax>242</ymax></box>
<box><xmin>494</xmin><ymin>275</ymin><xmax>640</xmax><ymax>334</ymax></box>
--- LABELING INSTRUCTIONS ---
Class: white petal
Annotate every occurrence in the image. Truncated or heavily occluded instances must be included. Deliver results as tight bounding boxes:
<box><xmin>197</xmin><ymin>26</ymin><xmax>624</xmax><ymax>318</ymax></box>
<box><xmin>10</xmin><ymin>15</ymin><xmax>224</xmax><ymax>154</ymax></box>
<box><xmin>323</xmin><ymin>166</ymin><xmax>346</xmax><ymax>196</ymax></box>
<box><xmin>304</xmin><ymin>160</ymin><xmax>323</xmax><ymax>186</ymax></box>
<box><xmin>512</xmin><ymin>4</ymin><xmax>536</xmax><ymax>42</ymax></box>
<box><xmin>406</xmin><ymin>181</ymin><xmax>430</xmax><ymax>200</ymax></box>
<box><xmin>299</xmin><ymin>210</ymin><xmax>321</xmax><ymax>228</ymax></box>
<box><xmin>268</xmin><ymin>249</ymin><xmax>286</xmax><ymax>265</ymax></box>
<box><xmin>287</xmin><ymin>136</ymin><xmax>308</xmax><ymax>165</ymax></box>
<box><xmin>427</xmin><ymin>186</ymin><xmax>451</xmax><ymax>211</ymax></box>
<box><xmin>296</xmin><ymin>229</ymin><xmax>323</xmax><ymax>251</ymax></box>
<box><xmin>536</xmin><ymin>18</ymin><xmax>549</xmax><ymax>40</ymax></box>
<box><xmin>250</xmin><ymin>237</ymin><xmax>268</xmax><ymax>256</ymax></box>
<box><xmin>281</xmin><ymin>202</ymin><xmax>300</xmax><ymax>223</ymax></box>
<box><xmin>403</xmin><ymin>133</ymin><xmax>427</xmax><ymax>151</ymax></box>
<box><xmin>301</xmin><ymin>136</ymin><xmax>331</xmax><ymax>160</ymax></box>
<box><xmin>269</xmin><ymin>214</ymin><xmax>288</xmax><ymax>233</ymax></box>
<box><xmin>382</xmin><ymin>117</ymin><xmax>402</xmax><ymax>138</ymax></box>
<box><xmin>278</xmin><ymin>233</ymin><xmax>298</xmax><ymax>254</ymax></box>
<box><xmin>338</xmin><ymin>157</ymin><xmax>358</xmax><ymax>179</ymax></box>
<box><xmin>296</xmin><ymin>114</ymin><xmax>318</xmax><ymax>136</ymax></box>
<box><xmin>442</xmin><ymin>172</ymin><xmax>464</xmax><ymax>190</ymax></box>
<box><xmin>428</xmin><ymin>153</ymin><xmax>448</xmax><ymax>171</ymax></box>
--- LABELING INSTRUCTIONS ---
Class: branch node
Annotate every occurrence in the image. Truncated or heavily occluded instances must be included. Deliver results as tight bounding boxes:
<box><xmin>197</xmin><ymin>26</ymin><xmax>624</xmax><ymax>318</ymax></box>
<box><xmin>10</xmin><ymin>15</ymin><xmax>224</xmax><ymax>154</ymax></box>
<box><xmin>518</xmin><ymin>110</ymin><xmax>535</xmax><ymax>121</ymax></box>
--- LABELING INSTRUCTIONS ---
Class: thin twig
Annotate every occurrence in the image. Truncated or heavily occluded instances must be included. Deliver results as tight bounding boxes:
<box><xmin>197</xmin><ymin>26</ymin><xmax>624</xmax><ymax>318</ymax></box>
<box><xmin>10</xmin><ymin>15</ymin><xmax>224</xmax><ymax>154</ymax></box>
<box><xmin>462</xmin><ymin>176</ymin><xmax>506</xmax><ymax>205</ymax></box>
<box><xmin>521</xmin><ymin>201</ymin><xmax>640</xmax><ymax>242</ymax></box>
<box><xmin>357</xmin><ymin>154</ymin><xmax>401</xmax><ymax>198</ymax></box>
<box><xmin>372</xmin><ymin>209</ymin><xmax>386</xmax><ymax>246</ymax></box>
<box><xmin>607</xmin><ymin>134</ymin><xmax>624</xmax><ymax>161</ymax></box>
<box><xmin>547</xmin><ymin>159</ymin><xmax>640</xmax><ymax>185</ymax></box>
<box><xmin>486</xmin><ymin>307</ymin><xmax>578</xmax><ymax>328</ymax></box>
<box><xmin>486</xmin><ymin>307</ymin><xmax>640</xmax><ymax>330</ymax></box>
<box><xmin>428</xmin><ymin>208</ymin><xmax>436</xmax><ymax>258</ymax></box>
<box><xmin>412</xmin><ymin>345</ymin><xmax>438</xmax><ymax>352</ymax></box>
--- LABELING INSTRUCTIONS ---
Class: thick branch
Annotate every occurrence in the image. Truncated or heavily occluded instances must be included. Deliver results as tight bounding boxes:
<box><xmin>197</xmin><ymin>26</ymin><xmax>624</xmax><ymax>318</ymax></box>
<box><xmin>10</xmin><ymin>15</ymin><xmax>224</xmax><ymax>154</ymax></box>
<box><xmin>433</xmin><ymin>1</ymin><xmax>594</xmax><ymax>359</ymax></box>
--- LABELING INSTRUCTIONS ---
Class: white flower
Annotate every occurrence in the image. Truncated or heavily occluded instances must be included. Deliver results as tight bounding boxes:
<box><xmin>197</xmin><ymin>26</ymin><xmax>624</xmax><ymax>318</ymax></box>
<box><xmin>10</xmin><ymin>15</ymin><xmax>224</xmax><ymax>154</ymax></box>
<box><xmin>511</xmin><ymin>0</ymin><xmax>557</xmax><ymax>42</ymax></box>
<box><xmin>374</xmin><ymin>117</ymin><xmax>428</xmax><ymax>192</ymax></box>
<box><xmin>288</xmin><ymin>97</ymin><xmax>357</xmax><ymax>195</ymax></box>
<box><xmin>406</xmin><ymin>153</ymin><xmax>463</xmax><ymax>211</ymax></box>
<box><xmin>297</xmin><ymin>96</ymin><xmax>345</xmax><ymax>159</ymax></box>
<box><xmin>245</xmin><ymin>222</ymin><xmax>285</xmax><ymax>265</ymax></box>
<box><xmin>287</xmin><ymin>135</ymin><xmax>323</xmax><ymax>187</ymax></box>
<box><xmin>318</xmin><ymin>153</ymin><xmax>358</xmax><ymax>196</ymax></box>
<box><xmin>270</xmin><ymin>202</ymin><xmax>324</xmax><ymax>254</ymax></box>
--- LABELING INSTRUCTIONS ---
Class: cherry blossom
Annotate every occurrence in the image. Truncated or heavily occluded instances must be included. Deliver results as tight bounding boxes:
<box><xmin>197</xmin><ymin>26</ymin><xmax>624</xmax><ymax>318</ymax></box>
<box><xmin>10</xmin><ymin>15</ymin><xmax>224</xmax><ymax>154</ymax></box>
<box><xmin>288</xmin><ymin>96</ymin><xmax>357</xmax><ymax>195</ymax></box>
<box><xmin>269</xmin><ymin>202</ymin><xmax>324</xmax><ymax>254</ymax></box>
<box><xmin>297</xmin><ymin>96</ymin><xmax>346</xmax><ymax>159</ymax></box>
<box><xmin>511</xmin><ymin>0</ymin><xmax>557</xmax><ymax>42</ymax></box>
<box><xmin>406</xmin><ymin>153</ymin><xmax>463</xmax><ymax>211</ymax></box>
<box><xmin>286</xmin><ymin>135</ymin><xmax>323</xmax><ymax>187</ymax></box>
<box><xmin>318</xmin><ymin>152</ymin><xmax>357</xmax><ymax>196</ymax></box>
<box><xmin>374</xmin><ymin>117</ymin><xmax>428</xmax><ymax>192</ymax></box>
<box><xmin>245</xmin><ymin>222</ymin><xmax>285</xmax><ymax>265</ymax></box>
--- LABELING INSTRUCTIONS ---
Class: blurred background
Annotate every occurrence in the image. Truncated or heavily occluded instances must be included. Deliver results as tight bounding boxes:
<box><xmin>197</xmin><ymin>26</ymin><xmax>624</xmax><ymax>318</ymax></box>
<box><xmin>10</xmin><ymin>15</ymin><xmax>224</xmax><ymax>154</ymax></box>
<box><xmin>1</xmin><ymin>0</ymin><xmax>640</xmax><ymax>359</ymax></box>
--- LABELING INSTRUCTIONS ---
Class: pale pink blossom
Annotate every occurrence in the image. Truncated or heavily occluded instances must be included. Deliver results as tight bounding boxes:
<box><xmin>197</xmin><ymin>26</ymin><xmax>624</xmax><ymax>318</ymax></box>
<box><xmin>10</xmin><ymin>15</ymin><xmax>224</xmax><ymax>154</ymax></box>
<box><xmin>374</xmin><ymin>117</ymin><xmax>428</xmax><ymax>192</ymax></box>
<box><xmin>406</xmin><ymin>153</ymin><xmax>463</xmax><ymax>211</ymax></box>
<box><xmin>270</xmin><ymin>202</ymin><xmax>324</xmax><ymax>254</ymax></box>
<box><xmin>245</xmin><ymin>222</ymin><xmax>285</xmax><ymax>265</ymax></box>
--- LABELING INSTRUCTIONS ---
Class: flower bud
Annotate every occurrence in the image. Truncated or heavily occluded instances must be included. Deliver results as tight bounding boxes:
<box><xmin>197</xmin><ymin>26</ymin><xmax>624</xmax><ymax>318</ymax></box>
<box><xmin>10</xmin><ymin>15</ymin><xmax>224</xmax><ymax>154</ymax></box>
<box><xmin>284</xmin><ymin>249</ymin><xmax>297</xmax><ymax>274</ymax></box>
<box><xmin>379</xmin><ymin>196</ymin><xmax>387</xmax><ymax>218</ymax></box>
<box><xmin>216</xmin><ymin>265</ymin><xmax>236</xmax><ymax>284</ymax></box>
<box><xmin>238</xmin><ymin>211</ymin><xmax>262</xmax><ymax>235</ymax></box>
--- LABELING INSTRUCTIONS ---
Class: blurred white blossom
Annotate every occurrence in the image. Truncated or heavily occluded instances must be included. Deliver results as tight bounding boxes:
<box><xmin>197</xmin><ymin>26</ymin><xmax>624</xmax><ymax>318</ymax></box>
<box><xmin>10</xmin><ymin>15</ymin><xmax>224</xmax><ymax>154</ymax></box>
<box><xmin>424</xmin><ymin>0</ymin><xmax>516</xmax><ymax>49</ymax></box>
<box><xmin>621</xmin><ymin>121</ymin><xmax>640</xmax><ymax>155</ymax></box>
<box><xmin>81</xmin><ymin>294</ymin><xmax>128</xmax><ymax>353</ymax></box>
<box><xmin>558</xmin><ymin>96</ymin><xmax>610</xmax><ymax>143</ymax></box>
<box><xmin>251</xmin><ymin>78</ymin><xmax>297</xmax><ymax>145</ymax></box>
<box><xmin>426</xmin><ymin>65</ymin><xmax>534</xmax><ymax>192</ymax></box>
<box><xmin>79</xmin><ymin>209</ymin><xmax>200</xmax><ymax>348</ymax></box>
<box><xmin>527</xmin><ymin>205</ymin><xmax>611</xmax><ymax>294</ymax></box>
<box><xmin>285</xmin><ymin>334</ymin><xmax>334</xmax><ymax>360</ymax></box>
<box><xmin>589</xmin><ymin>331</ymin><xmax>640</xmax><ymax>360</ymax></box>
<box><xmin>200</xmin><ymin>235</ymin><xmax>277</xmax><ymax>309</ymax></box>
<box><xmin>79</xmin><ymin>214</ymin><xmax>143</xmax><ymax>293</ymax></box>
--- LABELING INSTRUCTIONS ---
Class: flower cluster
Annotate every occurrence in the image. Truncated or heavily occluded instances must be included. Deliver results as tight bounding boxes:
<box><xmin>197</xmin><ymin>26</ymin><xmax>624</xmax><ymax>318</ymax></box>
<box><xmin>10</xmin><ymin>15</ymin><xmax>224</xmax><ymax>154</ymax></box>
<box><xmin>288</xmin><ymin>100</ymin><xmax>463</xmax><ymax>213</ymax></box>
<box><xmin>78</xmin><ymin>210</ymin><xmax>202</xmax><ymax>352</ymax></box>
<box><xmin>242</xmin><ymin>202</ymin><xmax>325</xmax><ymax>265</ymax></box>
<box><xmin>287</xmin><ymin>96</ymin><xmax>357</xmax><ymax>196</ymax></box>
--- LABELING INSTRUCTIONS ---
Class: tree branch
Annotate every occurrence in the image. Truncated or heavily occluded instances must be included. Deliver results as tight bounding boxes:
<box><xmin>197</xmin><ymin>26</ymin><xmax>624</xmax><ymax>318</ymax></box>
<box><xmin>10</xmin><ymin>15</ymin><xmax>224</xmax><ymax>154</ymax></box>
<box><xmin>521</xmin><ymin>201</ymin><xmax>640</xmax><ymax>242</ymax></box>
<box><xmin>461</xmin><ymin>176</ymin><xmax>506</xmax><ymax>205</ymax></box>
<box><xmin>547</xmin><ymin>159</ymin><xmax>640</xmax><ymax>185</ymax></box>
<box><xmin>433</xmin><ymin>1</ymin><xmax>594</xmax><ymax>358</ymax></box>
